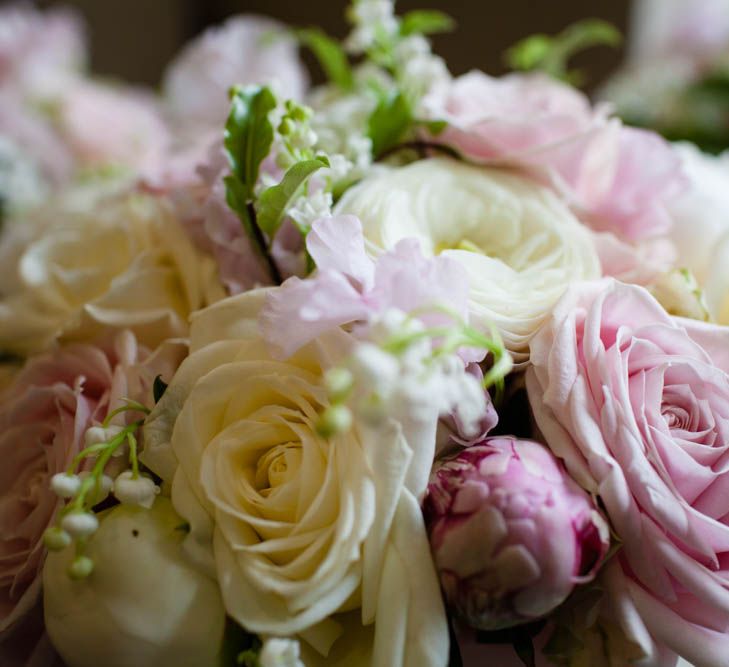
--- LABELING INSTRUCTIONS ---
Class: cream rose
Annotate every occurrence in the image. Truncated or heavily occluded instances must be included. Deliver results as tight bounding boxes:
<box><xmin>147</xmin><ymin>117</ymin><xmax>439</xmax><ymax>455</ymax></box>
<box><xmin>334</xmin><ymin>157</ymin><xmax>601</xmax><ymax>361</ymax></box>
<box><xmin>0</xmin><ymin>187</ymin><xmax>224</xmax><ymax>355</ymax></box>
<box><xmin>143</xmin><ymin>290</ymin><xmax>448</xmax><ymax>667</ymax></box>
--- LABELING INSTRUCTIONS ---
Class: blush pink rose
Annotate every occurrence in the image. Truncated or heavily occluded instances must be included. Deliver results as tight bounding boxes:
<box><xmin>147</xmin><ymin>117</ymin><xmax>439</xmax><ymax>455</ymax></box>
<box><xmin>0</xmin><ymin>332</ymin><xmax>184</xmax><ymax>660</ymax></box>
<box><xmin>527</xmin><ymin>279</ymin><xmax>729</xmax><ymax>666</ymax></box>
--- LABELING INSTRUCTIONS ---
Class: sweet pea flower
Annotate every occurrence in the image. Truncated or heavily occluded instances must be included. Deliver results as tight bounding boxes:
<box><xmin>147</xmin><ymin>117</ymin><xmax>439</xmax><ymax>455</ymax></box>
<box><xmin>424</xmin><ymin>438</ymin><xmax>609</xmax><ymax>631</ymax></box>
<box><xmin>0</xmin><ymin>331</ymin><xmax>185</xmax><ymax>662</ymax></box>
<box><xmin>527</xmin><ymin>279</ymin><xmax>729</xmax><ymax>666</ymax></box>
<box><xmin>260</xmin><ymin>213</ymin><xmax>471</xmax><ymax>359</ymax></box>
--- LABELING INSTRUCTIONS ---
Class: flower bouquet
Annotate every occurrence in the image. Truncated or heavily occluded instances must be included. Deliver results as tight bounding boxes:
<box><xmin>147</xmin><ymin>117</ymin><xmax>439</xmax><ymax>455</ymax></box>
<box><xmin>1</xmin><ymin>2</ymin><xmax>728</xmax><ymax>666</ymax></box>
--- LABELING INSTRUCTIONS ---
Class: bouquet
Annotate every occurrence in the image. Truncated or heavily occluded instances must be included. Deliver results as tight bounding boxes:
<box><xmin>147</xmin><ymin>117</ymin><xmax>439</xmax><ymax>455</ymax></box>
<box><xmin>1</xmin><ymin>2</ymin><xmax>728</xmax><ymax>666</ymax></box>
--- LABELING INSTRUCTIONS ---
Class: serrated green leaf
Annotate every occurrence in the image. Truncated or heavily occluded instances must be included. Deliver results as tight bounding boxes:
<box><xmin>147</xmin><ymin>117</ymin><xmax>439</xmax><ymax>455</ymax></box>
<box><xmin>297</xmin><ymin>28</ymin><xmax>354</xmax><ymax>91</ymax></box>
<box><xmin>368</xmin><ymin>90</ymin><xmax>413</xmax><ymax>157</ymax></box>
<box><xmin>400</xmin><ymin>10</ymin><xmax>456</xmax><ymax>37</ymax></box>
<box><xmin>152</xmin><ymin>375</ymin><xmax>168</xmax><ymax>403</ymax></box>
<box><xmin>224</xmin><ymin>85</ymin><xmax>277</xmax><ymax>200</ymax></box>
<box><xmin>256</xmin><ymin>156</ymin><xmax>330</xmax><ymax>236</ymax></box>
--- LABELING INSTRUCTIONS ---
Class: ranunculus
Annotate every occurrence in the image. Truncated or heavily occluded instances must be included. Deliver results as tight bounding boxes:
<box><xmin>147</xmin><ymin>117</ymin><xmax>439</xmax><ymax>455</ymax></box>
<box><xmin>424</xmin><ymin>437</ymin><xmax>609</xmax><ymax>631</ymax></box>
<box><xmin>0</xmin><ymin>331</ymin><xmax>185</xmax><ymax>659</ymax></box>
<box><xmin>43</xmin><ymin>498</ymin><xmax>226</xmax><ymax>667</ymax></box>
<box><xmin>334</xmin><ymin>157</ymin><xmax>601</xmax><ymax>361</ymax></box>
<box><xmin>0</xmin><ymin>188</ymin><xmax>224</xmax><ymax>355</ymax></box>
<box><xmin>143</xmin><ymin>289</ymin><xmax>449</xmax><ymax>667</ymax></box>
<box><xmin>163</xmin><ymin>14</ymin><xmax>308</xmax><ymax>133</ymax></box>
<box><xmin>667</xmin><ymin>143</ymin><xmax>729</xmax><ymax>323</ymax></box>
<box><xmin>527</xmin><ymin>279</ymin><xmax>729</xmax><ymax>666</ymax></box>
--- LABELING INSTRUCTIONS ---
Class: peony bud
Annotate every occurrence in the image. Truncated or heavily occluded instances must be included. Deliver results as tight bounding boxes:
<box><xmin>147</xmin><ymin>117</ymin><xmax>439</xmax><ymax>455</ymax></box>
<box><xmin>423</xmin><ymin>437</ymin><xmax>610</xmax><ymax>631</ymax></box>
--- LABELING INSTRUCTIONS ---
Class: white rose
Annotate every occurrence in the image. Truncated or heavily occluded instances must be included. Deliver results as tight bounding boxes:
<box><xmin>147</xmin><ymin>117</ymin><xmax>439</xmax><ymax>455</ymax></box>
<box><xmin>0</xmin><ymin>188</ymin><xmax>224</xmax><ymax>355</ymax></box>
<box><xmin>143</xmin><ymin>289</ymin><xmax>448</xmax><ymax>667</ymax></box>
<box><xmin>43</xmin><ymin>498</ymin><xmax>226</xmax><ymax>667</ymax></box>
<box><xmin>334</xmin><ymin>157</ymin><xmax>601</xmax><ymax>361</ymax></box>
<box><xmin>668</xmin><ymin>143</ymin><xmax>729</xmax><ymax>323</ymax></box>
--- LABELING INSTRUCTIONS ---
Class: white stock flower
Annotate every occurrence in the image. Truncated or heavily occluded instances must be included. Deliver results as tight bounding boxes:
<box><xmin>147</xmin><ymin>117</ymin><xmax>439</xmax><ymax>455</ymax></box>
<box><xmin>668</xmin><ymin>143</ymin><xmax>729</xmax><ymax>323</ymax></box>
<box><xmin>0</xmin><ymin>188</ymin><xmax>224</xmax><ymax>355</ymax></box>
<box><xmin>143</xmin><ymin>290</ymin><xmax>448</xmax><ymax>667</ymax></box>
<box><xmin>44</xmin><ymin>499</ymin><xmax>226</xmax><ymax>667</ymax></box>
<box><xmin>334</xmin><ymin>157</ymin><xmax>601</xmax><ymax>361</ymax></box>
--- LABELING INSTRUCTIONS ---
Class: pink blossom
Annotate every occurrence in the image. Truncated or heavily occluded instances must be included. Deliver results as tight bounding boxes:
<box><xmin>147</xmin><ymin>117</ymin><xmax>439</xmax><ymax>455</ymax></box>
<box><xmin>425</xmin><ymin>71</ymin><xmax>685</xmax><ymax>242</ymax></box>
<box><xmin>163</xmin><ymin>15</ymin><xmax>308</xmax><ymax>132</ymax></box>
<box><xmin>260</xmin><ymin>215</ymin><xmax>471</xmax><ymax>358</ymax></box>
<box><xmin>424</xmin><ymin>438</ymin><xmax>609</xmax><ymax>631</ymax></box>
<box><xmin>57</xmin><ymin>81</ymin><xmax>171</xmax><ymax>172</ymax></box>
<box><xmin>0</xmin><ymin>4</ymin><xmax>86</xmax><ymax>100</ymax></box>
<box><xmin>0</xmin><ymin>332</ymin><xmax>184</xmax><ymax>659</ymax></box>
<box><xmin>527</xmin><ymin>279</ymin><xmax>729</xmax><ymax>666</ymax></box>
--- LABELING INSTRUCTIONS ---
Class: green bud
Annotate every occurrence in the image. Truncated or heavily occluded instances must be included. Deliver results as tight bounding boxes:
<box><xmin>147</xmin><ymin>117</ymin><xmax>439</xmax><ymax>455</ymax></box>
<box><xmin>316</xmin><ymin>405</ymin><xmax>353</xmax><ymax>438</ymax></box>
<box><xmin>290</xmin><ymin>105</ymin><xmax>311</xmax><ymax>123</ymax></box>
<box><xmin>68</xmin><ymin>555</ymin><xmax>94</xmax><ymax>580</ymax></box>
<box><xmin>278</xmin><ymin>118</ymin><xmax>296</xmax><ymax>136</ymax></box>
<box><xmin>44</xmin><ymin>526</ymin><xmax>72</xmax><ymax>552</ymax></box>
<box><xmin>324</xmin><ymin>368</ymin><xmax>354</xmax><ymax>403</ymax></box>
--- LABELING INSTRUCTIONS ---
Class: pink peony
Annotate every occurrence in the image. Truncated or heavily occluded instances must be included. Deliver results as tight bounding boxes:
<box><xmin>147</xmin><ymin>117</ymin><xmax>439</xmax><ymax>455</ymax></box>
<box><xmin>423</xmin><ymin>437</ymin><xmax>609</xmax><ymax>630</ymax></box>
<box><xmin>527</xmin><ymin>279</ymin><xmax>729</xmax><ymax>666</ymax></box>
<box><xmin>0</xmin><ymin>332</ymin><xmax>184</xmax><ymax>659</ymax></box>
<box><xmin>260</xmin><ymin>214</ymin><xmax>471</xmax><ymax>358</ymax></box>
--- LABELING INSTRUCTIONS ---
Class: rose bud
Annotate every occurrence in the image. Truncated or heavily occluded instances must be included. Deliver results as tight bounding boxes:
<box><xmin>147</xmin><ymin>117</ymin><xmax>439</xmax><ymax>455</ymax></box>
<box><xmin>423</xmin><ymin>437</ymin><xmax>610</xmax><ymax>631</ymax></box>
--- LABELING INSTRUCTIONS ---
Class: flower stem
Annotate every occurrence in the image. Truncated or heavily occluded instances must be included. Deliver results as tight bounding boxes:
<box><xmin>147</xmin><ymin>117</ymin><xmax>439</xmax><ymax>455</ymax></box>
<box><xmin>246</xmin><ymin>202</ymin><xmax>283</xmax><ymax>285</ymax></box>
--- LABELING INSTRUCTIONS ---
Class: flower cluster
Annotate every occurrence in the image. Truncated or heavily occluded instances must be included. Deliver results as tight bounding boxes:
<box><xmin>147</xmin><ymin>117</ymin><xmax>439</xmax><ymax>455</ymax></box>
<box><xmin>1</xmin><ymin>2</ymin><xmax>729</xmax><ymax>667</ymax></box>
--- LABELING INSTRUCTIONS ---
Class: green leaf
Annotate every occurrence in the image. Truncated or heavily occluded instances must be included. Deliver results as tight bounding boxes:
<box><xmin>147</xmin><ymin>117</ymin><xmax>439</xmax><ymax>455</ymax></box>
<box><xmin>400</xmin><ymin>10</ymin><xmax>456</xmax><ymax>36</ymax></box>
<box><xmin>152</xmin><ymin>375</ymin><xmax>168</xmax><ymax>404</ymax></box>
<box><xmin>224</xmin><ymin>85</ymin><xmax>277</xmax><ymax>200</ymax></box>
<box><xmin>224</xmin><ymin>175</ymin><xmax>254</xmax><ymax>235</ymax></box>
<box><xmin>421</xmin><ymin>119</ymin><xmax>449</xmax><ymax>136</ymax></box>
<box><xmin>367</xmin><ymin>90</ymin><xmax>413</xmax><ymax>157</ymax></box>
<box><xmin>297</xmin><ymin>28</ymin><xmax>354</xmax><ymax>91</ymax></box>
<box><xmin>255</xmin><ymin>156</ymin><xmax>330</xmax><ymax>236</ymax></box>
<box><xmin>505</xmin><ymin>19</ymin><xmax>621</xmax><ymax>82</ymax></box>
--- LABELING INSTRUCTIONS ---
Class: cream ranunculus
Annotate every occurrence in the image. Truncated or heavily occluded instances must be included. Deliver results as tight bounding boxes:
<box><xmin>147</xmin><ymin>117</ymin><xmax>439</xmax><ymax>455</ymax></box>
<box><xmin>143</xmin><ymin>290</ymin><xmax>448</xmax><ymax>667</ymax></box>
<box><xmin>668</xmin><ymin>143</ymin><xmax>729</xmax><ymax>324</ymax></box>
<box><xmin>0</xmin><ymin>187</ymin><xmax>224</xmax><ymax>355</ymax></box>
<box><xmin>334</xmin><ymin>157</ymin><xmax>601</xmax><ymax>361</ymax></box>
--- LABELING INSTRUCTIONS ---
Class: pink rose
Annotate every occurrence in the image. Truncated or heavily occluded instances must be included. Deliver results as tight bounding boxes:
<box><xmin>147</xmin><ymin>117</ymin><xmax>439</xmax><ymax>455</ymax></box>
<box><xmin>527</xmin><ymin>279</ymin><xmax>729</xmax><ymax>666</ymax></box>
<box><xmin>0</xmin><ymin>332</ymin><xmax>184</xmax><ymax>658</ymax></box>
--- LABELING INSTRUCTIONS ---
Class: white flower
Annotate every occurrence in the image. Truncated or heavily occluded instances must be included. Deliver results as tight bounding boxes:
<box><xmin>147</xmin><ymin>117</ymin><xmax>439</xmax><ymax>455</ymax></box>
<box><xmin>51</xmin><ymin>473</ymin><xmax>81</xmax><ymax>499</ymax></box>
<box><xmin>61</xmin><ymin>512</ymin><xmax>99</xmax><ymax>538</ymax></box>
<box><xmin>259</xmin><ymin>638</ymin><xmax>305</xmax><ymax>667</ymax></box>
<box><xmin>345</xmin><ymin>0</ymin><xmax>398</xmax><ymax>53</ymax></box>
<box><xmin>44</xmin><ymin>498</ymin><xmax>226</xmax><ymax>667</ymax></box>
<box><xmin>287</xmin><ymin>189</ymin><xmax>333</xmax><ymax>231</ymax></box>
<box><xmin>334</xmin><ymin>157</ymin><xmax>601</xmax><ymax>362</ymax></box>
<box><xmin>0</xmin><ymin>136</ymin><xmax>48</xmax><ymax>212</ymax></box>
<box><xmin>113</xmin><ymin>471</ymin><xmax>160</xmax><ymax>509</ymax></box>
<box><xmin>84</xmin><ymin>424</ymin><xmax>125</xmax><ymax>448</ymax></box>
<box><xmin>667</xmin><ymin>143</ymin><xmax>729</xmax><ymax>323</ymax></box>
<box><xmin>143</xmin><ymin>290</ymin><xmax>449</xmax><ymax>667</ymax></box>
